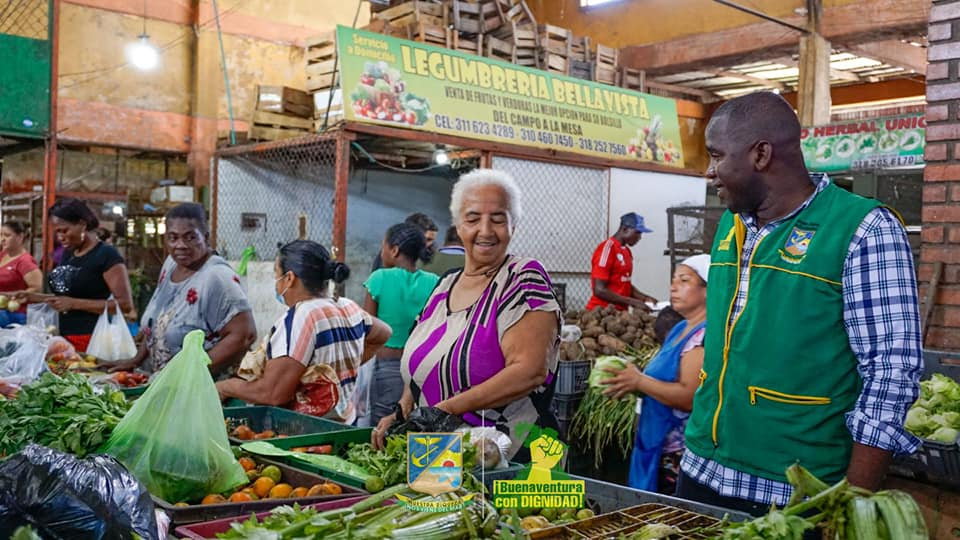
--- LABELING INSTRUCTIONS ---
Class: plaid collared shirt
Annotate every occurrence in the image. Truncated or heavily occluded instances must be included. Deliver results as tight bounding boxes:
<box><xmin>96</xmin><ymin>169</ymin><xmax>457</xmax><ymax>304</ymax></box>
<box><xmin>681</xmin><ymin>175</ymin><xmax>923</xmax><ymax>506</ymax></box>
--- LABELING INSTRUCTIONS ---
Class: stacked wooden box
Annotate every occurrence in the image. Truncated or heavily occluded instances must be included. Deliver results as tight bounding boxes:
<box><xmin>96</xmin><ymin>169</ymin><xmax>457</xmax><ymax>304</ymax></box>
<box><xmin>250</xmin><ymin>85</ymin><xmax>314</xmax><ymax>141</ymax></box>
<box><xmin>304</xmin><ymin>32</ymin><xmax>343</xmax><ymax>130</ymax></box>
<box><xmin>537</xmin><ymin>24</ymin><xmax>571</xmax><ymax>75</ymax></box>
<box><xmin>619</xmin><ymin>67</ymin><xmax>645</xmax><ymax>92</ymax></box>
<box><xmin>410</xmin><ymin>1</ymin><xmax>451</xmax><ymax>47</ymax></box>
<box><xmin>594</xmin><ymin>43</ymin><xmax>619</xmax><ymax>85</ymax></box>
<box><xmin>451</xmin><ymin>0</ymin><xmax>501</xmax><ymax>35</ymax></box>
<box><xmin>490</xmin><ymin>0</ymin><xmax>537</xmax><ymax>67</ymax></box>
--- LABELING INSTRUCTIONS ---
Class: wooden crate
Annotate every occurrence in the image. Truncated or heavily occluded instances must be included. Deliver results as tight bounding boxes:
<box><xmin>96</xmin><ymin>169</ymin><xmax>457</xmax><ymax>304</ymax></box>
<box><xmin>369</xmin><ymin>0</ymin><xmax>407</xmax><ymax>13</ymax></box>
<box><xmin>619</xmin><ymin>67</ymin><xmax>645</xmax><ymax>92</ymax></box>
<box><xmin>453</xmin><ymin>32</ymin><xmax>483</xmax><ymax>55</ymax></box>
<box><xmin>305</xmin><ymin>31</ymin><xmax>336</xmax><ymax>65</ymax></box>
<box><xmin>506</xmin><ymin>22</ymin><xmax>537</xmax><ymax>67</ymax></box>
<box><xmin>570</xmin><ymin>35</ymin><xmax>591</xmax><ymax>62</ymax></box>
<box><xmin>255</xmin><ymin>85</ymin><xmax>313</xmax><ymax>119</ymax></box>
<box><xmin>538</xmin><ymin>24</ymin><xmax>571</xmax><ymax>75</ymax></box>
<box><xmin>493</xmin><ymin>0</ymin><xmax>535</xmax><ymax>31</ymax></box>
<box><xmin>570</xmin><ymin>60</ymin><xmax>593</xmax><ymax>81</ymax></box>
<box><xmin>452</xmin><ymin>0</ymin><xmax>500</xmax><ymax>34</ymax></box>
<box><xmin>306</xmin><ymin>59</ymin><xmax>338</xmax><ymax>92</ymax></box>
<box><xmin>412</xmin><ymin>22</ymin><xmax>451</xmax><ymax>47</ymax></box>
<box><xmin>414</xmin><ymin>1</ymin><xmax>448</xmax><ymax>27</ymax></box>
<box><xmin>373</xmin><ymin>2</ymin><xmax>417</xmax><ymax>32</ymax></box>
<box><xmin>249</xmin><ymin>110</ymin><xmax>312</xmax><ymax>141</ymax></box>
<box><xmin>594</xmin><ymin>43</ymin><xmax>619</xmax><ymax>85</ymax></box>
<box><xmin>484</xmin><ymin>35</ymin><xmax>514</xmax><ymax>63</ymax></box>
<box><xmin>595</xmin><ymin>43</ymin><xmax>619</xmax><ymax>68</ymax></box>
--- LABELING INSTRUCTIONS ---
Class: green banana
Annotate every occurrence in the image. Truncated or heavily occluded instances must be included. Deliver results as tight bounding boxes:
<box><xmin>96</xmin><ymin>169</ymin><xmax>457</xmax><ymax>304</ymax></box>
<box><xmin>846</xmin><ymin>496</ymin><xmax>879</xmax><ymax>540</ymax></box>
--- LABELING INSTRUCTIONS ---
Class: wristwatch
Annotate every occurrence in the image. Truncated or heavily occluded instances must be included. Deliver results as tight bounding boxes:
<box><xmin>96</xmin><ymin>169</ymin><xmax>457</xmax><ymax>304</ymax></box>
<box><xmin>392</xmin><ymin>402</ymin><xmax>406</xmax><ymax>422</ymax></box>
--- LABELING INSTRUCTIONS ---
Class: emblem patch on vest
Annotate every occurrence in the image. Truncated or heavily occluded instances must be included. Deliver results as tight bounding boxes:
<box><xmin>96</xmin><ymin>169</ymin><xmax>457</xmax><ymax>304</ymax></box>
<box><xmin>779</xmin><ymin>227</ymin><xmax>815</xmax><ymax>264</ymax></box>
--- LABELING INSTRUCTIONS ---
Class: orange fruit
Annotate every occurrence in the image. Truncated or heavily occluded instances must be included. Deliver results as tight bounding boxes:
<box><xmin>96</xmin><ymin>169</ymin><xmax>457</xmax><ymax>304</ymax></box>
<box><xmin>174</xmin><ymin>502</ymin><xmax>189</xmax><ymax>507</ymax></box>
<box><xmin>201</xmin><ymin>494</ymin><xmax>226</xmax><ymax>505</ymax></box>
<box><xmin>229</xmin><ymin>491</ymin><xmax>254</xmax><ymax>502</ymax></box>
<box><xmin>246</xmin><ymin>470</ymin><xmax>259</xmax><ymax>482</ymax></box>
<box><xmin>291</xmin><ymin>447</ymin><xmax>308</xmax><ymax>453</ymax></box>
<box><xmin>307</xmin><ymin>484</ymin><xmax>326</xmax><ymax>497</ymax></box>
<box><xmin>232</xmin><ymin>425</ymin><xmax>255</xmax><ymax>440</ymax></box>
<box><xmin>253</xmin><ymin>477</ymin><xmax>276</xmax><ymax>498</ymax></box>
<box><xmin>268</xmin><ymin>483</ymin><xmax>294</xmax><ymax>499</ymax></box>
<box><xmin>240</xmin><ymin>487</ymin><xmax>260</xmax><ymax>500</ymax></box>
<box><xmin>291</xmin><ymin>486</ymin><xmax>308</xmax><ymax>498</ymax></box>
<box><xmin>238</xmin><ymin>457</ymin><xmax>257</xmax><ymax>471</ymax></box>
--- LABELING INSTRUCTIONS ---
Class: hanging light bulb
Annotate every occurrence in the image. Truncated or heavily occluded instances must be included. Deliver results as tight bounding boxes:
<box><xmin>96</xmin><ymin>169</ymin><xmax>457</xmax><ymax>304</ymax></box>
<box><xmin>127</xmin><ymin>33</ymin><xmax>159</xmax><ymax>71</ymax></box>
<box><xmin>433</xmin><ymin>145</ymin><xmax>449</xmax><ymax>165</ymax></box>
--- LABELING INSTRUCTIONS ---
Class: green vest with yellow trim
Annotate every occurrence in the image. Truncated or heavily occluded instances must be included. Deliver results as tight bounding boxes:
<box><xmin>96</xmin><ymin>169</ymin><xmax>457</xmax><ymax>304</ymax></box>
<box><xmin>684</xmin><ymin>183</ymin><xmax>881</xmax><ymax>484</ymax></box>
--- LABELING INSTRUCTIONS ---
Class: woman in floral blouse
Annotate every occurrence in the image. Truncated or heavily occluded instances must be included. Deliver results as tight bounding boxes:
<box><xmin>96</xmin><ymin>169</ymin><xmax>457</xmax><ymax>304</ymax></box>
<box><xmin>109</xmin><ymin>203</ymin><xmax>256</xmax><ymax>376</ymax></box>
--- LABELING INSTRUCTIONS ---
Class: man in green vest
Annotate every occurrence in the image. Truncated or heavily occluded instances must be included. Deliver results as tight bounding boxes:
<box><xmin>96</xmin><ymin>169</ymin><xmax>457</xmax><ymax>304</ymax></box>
<box><xmin>679</xmin><ymin>92</ymin><xmax>922</xmax><ymax>516</ymax></box>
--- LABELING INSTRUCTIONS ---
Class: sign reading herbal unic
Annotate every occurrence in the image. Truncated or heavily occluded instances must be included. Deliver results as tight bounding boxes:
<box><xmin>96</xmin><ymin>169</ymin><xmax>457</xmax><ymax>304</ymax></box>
<box><xmin>801</xmin><ymin>113</ymin><xmax>925</xmax><ymax>173</ymax></box>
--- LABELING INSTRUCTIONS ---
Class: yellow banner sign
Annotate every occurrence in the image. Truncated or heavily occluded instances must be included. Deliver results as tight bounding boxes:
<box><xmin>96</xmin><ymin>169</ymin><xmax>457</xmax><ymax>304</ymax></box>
<box><xmin>337</xmin><ymin>26</ymin><xmax>684</xmax><ymax>167</ymax></box>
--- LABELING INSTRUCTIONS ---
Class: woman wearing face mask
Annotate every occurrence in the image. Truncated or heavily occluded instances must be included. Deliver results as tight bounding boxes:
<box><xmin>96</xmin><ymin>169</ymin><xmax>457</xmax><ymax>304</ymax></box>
<box><xmin>107</xmin><ymin>203</ymin><xmax>257</xmax><ymax>376</ymax></box>
<box><xmin>363</xmin><ymin>223</ymin><xmax>440</xmax><ymax>426</ymax></box>
<box><xmin>601</xmin><ymin>254</ymin><xmax>709</xmax><ymax>495</ymax></box>
<box><xmin>216</xmin><ymin>240</ymin><xmax>391</xmax><ymax>422</ymax></box>
<box><xmin>18</xmin><ymin>199</ymin><xmax>135</xmax><ymax>351</ymax></box>
<box><xmin>0</xmin><ymin>221</ymin><xmax>42</xmax><ymax>327</ymax></box>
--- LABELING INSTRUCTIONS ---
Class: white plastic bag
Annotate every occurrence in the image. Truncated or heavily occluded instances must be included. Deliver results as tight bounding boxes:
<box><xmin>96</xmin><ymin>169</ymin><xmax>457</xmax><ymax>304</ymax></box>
<box><xmin>0</xmin><ymin>326</ymin><xmax>50</xmax><ymax>386</ymax></box>
<box><xmin>26</xmin><ymin>303</ymin><xmax>58</xmax><ymax>333</ymax></box>
<box><xmin>350</xmin><ymin>360</ymin><xmax>375</xmax><ymax>426</ymax></box>
<box><xmin>87</xmin><ymin>299</ymin><xmax>137</xmax><ymax>361</ymax></box>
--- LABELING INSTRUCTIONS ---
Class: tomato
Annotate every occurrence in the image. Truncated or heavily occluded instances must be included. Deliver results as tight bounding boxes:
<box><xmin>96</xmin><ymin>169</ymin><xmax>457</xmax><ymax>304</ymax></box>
<box><xmin>405</xmin><ymin>111</ymin><xmax>417</xmax><ymax>125</ymax></box>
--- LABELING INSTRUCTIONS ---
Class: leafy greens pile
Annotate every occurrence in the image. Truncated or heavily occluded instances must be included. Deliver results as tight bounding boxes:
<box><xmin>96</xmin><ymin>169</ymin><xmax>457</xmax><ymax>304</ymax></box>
<box><xmin>905</xmin><ymin>373</ymin><xmax>960</xmax><ymax>443</ymax></box>
<box><xmin>0</xmin><ymin>372</ymin><xmax>129</xmax><ymax>457</ymax></box>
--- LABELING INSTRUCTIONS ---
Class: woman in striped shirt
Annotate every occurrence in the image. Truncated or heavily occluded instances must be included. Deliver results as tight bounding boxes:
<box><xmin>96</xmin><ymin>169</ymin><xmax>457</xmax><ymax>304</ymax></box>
<box><xmin>371</xmin><ymin>169</ymin><xmax>562</xmax><ymax>461</ymax></box>
<box><xmin>217</xmin><ymin>240</ymin><xmax>391</xmax><ymax>424</ymax></box>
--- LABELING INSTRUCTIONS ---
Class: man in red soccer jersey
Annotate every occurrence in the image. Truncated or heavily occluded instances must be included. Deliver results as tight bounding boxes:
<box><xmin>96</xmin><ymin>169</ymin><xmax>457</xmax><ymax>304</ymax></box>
<box><xmin>586</xmin><ymin>213</ymin><xmax>657</xmax><ymax>311</ymax></box>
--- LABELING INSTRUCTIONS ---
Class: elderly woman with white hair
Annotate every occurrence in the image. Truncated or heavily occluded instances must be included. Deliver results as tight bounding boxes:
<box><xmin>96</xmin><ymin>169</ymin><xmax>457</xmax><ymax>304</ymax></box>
<box><xmin>371</xmin><ymin>168</ymin><xmax>562</xmax><ymax>462</ymax></box>
<box><xmin>601</xmin><ymin>254</ymin><xmax>710</xmax><ymax>494</ymax></box>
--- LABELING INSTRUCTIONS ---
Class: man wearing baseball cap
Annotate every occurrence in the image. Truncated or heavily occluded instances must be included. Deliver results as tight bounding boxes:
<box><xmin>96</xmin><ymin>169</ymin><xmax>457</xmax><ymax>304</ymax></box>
<box><xmin>586</xmin><ymin>212</ymin><xmax>658</xmax><ymax>311</ymax></box>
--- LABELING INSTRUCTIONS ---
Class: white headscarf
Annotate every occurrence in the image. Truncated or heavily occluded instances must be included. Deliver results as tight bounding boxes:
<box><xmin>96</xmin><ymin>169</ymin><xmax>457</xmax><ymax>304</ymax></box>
<box><xmin>680</xmin><ymin>254</ymin><xmax>710</xmax><ymax>284</ymax></box>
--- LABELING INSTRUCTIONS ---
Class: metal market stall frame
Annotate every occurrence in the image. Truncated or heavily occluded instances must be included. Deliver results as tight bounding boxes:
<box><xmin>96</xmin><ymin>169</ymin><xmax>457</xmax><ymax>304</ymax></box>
<box><xmin>210</xmin><ymin>121</ymin><xmax>702</xmax><ymax>311</ymax></box>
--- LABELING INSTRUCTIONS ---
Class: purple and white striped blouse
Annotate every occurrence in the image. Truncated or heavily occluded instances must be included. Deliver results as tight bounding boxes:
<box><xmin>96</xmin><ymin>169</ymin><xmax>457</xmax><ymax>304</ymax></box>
<box><xmin>401</xmin><ymin>255</ymin><xmax>561</xmax><ymax>458</ymax></box>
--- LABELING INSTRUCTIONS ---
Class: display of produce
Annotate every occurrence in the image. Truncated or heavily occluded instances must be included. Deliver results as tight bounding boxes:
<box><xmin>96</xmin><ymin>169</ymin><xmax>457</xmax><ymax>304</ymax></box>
<box><xmin>560</xmin><ymin>307</ymin><xmax>658</xmax><ymax>361</ymax></box>
<box><xmin>0</xmin><ymin>372</ymin><xmax>129</xmax><ymax>457</ymax></box>
<box><xmin>179</xmin><ymin>456</ymin><xmax>344</xmax><ymax>506</ymax></box>
<box><xmin>714</xmin><ymin>465</ymin><xmax>927</xmax><ymax>540</ymax></box>
<box><xmin>213</xmin><ymin>484</ymin><xmax>496</xmax><ymax>540</ymax></box>
<box><xmin>905</xmin><ymin>373</ymin><xmax>960</xmax><ymax>443</ymax></box>
<box><xmin>569</xmin><ymin>349</ymin><xmax>658</xmax><ymax>467</ymax></box>
<box><xmin>230</xmin><ymin>424</ymin><xmax>288</xmax><ymax>441</ymax></box>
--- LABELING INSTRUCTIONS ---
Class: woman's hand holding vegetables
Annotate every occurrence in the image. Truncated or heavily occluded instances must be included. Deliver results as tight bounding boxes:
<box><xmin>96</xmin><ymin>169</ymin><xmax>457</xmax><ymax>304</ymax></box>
<box><xmin>371</xmin><ymin>413</ymin><xmax>397</xmax><ymax>450</ymax></box>
<box><xmin>46</xmin><ymin>296</ymin><xmax>75</xmax><ymax>313</ymax></box>
<box><xmin>601</xmin><ymin>364</ymin><xmax>644</xmax><ymax>399</ymax></box>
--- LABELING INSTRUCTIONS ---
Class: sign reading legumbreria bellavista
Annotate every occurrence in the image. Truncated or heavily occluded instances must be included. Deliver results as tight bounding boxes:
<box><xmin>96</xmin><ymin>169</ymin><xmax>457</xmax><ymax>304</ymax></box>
<box><xmin>337</xmin><ymin>26</ymin><xmax>685</xmax><ymax>167</ymax></box>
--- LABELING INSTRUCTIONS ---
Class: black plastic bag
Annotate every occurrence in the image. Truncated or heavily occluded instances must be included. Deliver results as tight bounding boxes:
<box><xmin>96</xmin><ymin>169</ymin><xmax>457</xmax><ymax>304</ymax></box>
<box><xmin>0</xmin><ymin>444</ymin><xmax>159</xmax><ymax>539</ymax></box>
<box><xmin>388</xmin><ymin>406</ymin><xmax>464</xmax><ymax>435</ymax></box>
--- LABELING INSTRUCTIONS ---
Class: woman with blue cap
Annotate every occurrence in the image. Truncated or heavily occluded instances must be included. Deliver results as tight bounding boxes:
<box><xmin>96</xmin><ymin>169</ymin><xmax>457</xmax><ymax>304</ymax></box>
<box><xmin>601</xmin><ymin>254</ymin><xmax>709</xmax><ymax>494</ymax></box>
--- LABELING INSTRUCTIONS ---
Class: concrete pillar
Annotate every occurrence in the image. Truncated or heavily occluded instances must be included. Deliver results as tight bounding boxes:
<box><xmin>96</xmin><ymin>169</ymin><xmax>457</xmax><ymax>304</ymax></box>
<box><xmin>797</xmin><ymin>33</ymin><xmax>832</xmax><ymax>126</ymax></box>
<box><xmin>921</xmin><ymin>0</ymin><xmax>960</xmax><ymax>351</ymax></box>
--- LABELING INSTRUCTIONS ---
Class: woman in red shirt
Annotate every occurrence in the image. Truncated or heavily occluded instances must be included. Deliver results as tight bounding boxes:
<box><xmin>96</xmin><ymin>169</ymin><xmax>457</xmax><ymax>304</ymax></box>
<box><xmin>0</xmin><ymin>221</ymin><xmax>42</xmax><ymax>326</ymax></box>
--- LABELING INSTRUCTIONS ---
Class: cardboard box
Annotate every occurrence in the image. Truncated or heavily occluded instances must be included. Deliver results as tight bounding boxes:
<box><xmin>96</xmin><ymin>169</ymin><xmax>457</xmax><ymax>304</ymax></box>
<box><xmin>150</xmin><ymin>186</ymin><xmax>195</xmax><ymax>205</ymax></box>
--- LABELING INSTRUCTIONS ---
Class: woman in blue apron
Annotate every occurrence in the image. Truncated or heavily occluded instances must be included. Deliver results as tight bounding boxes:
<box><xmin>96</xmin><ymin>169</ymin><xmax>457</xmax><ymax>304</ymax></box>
<box><xmin>601</xmin><ymin>254</ymin><xmax>709</xmax><ymax>494</ymax></box>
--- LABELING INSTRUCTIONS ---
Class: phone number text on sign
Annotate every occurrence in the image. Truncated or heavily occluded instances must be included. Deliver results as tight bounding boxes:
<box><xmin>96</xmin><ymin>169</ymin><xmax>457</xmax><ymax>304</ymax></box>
<box><xmin>433</xmin><ymin>114</ymin><xmax>628</xmax><ymax>157</ymax></box>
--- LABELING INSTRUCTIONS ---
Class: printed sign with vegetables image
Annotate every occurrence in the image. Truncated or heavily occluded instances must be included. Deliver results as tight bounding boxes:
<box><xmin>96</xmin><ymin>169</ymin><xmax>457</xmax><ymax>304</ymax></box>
<box><xmin>350</xmin><ymin>61</ymin><xmax>431</xmax><ymax>126</ymax></box>
<box><xmin>627</xmin><ymin>115</ymin><xmax>681</xmax><ymax>165</ymax></box>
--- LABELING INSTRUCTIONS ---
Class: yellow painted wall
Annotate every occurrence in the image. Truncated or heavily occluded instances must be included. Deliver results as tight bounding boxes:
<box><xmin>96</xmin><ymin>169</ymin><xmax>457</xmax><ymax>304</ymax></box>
<box><xmin>59</xmin><ymin>0</ymin><xmax>368</xmax><ymax>121</ymax></box>
<box><xmin>59</xmin><ymin>3</ymin><xmax>193</xmax><ymax>115</ymax></box>
<box><xmin>527</xmin><ymin>0</ymin><xmax>861</xmax><ymax>48</ymax></box>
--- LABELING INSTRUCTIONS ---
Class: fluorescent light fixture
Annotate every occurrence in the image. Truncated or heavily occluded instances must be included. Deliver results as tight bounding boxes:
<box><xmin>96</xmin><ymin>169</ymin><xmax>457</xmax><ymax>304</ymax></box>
<box><xmin>127</xmin><ymin>34</ymin><xmax>159</xmax><ymax>71</ymax></box>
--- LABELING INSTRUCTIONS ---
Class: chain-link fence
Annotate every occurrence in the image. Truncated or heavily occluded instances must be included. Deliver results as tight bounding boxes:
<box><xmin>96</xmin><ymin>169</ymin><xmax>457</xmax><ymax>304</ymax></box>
<box><xmin>0</xmin><ymin>0</ymin><xmax>48</xmax><ymax>40</ymax></box>
<box><xmin>214</xmin><ymin>135</ymin><xmax>339</xmax><ymax>262</ymax></box>
<box><xmin>491</xmin><ymin>156</ymin><xmax>609</xmax><ymax>312</ymax></box>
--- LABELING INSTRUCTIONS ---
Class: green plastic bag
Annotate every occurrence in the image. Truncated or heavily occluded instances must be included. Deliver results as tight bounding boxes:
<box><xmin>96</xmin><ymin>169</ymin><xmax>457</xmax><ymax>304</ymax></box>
<box><xmin>100</xmin><ymin>330</ymin><xmax>247</xmax><ymax>503</ymax></box>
